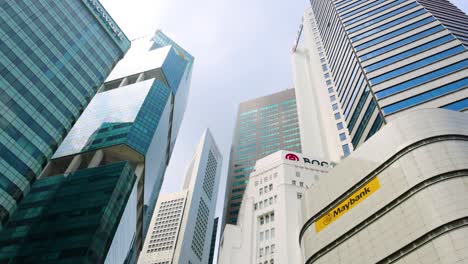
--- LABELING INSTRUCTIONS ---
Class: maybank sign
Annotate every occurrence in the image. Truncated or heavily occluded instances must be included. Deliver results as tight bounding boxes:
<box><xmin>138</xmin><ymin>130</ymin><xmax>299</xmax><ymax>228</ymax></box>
<box><xmin>315</xmin><ymin>177</ymin><xmax>380</xmax><ymax>233</ymax></box>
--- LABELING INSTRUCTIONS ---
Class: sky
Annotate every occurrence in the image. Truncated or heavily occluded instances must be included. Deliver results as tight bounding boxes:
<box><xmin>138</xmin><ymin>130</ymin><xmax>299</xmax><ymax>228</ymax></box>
<box><xmin>100</xmin><ymin>0</ymin><xmax>467</xmax><ymax>259</ymax></box>
<box><xmin>100</xmin><ymin>0</ymin><xmax>310</xmax><ymax>223</ymax></box>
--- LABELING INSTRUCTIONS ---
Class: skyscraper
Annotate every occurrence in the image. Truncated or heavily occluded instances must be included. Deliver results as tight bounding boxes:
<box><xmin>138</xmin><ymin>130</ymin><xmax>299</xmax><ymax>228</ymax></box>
<box><xmin>222</xmin><ymin>89</ymin><xmax>302</xmax><ymax>227</ymax></box>
<box><xmin>0</xmin><ymin>0</ymin><xmax>130</xmax><ymax>226</ymax></box>
<box><xmin>292</xmin><ymin>8</ymin><xmax>353</xmax><ymax>161</ymax></box>
<box><xmin>0</xmin><ymin>30</ymin><xmax>193</xmax><ymax>263</ymax></box>
<box><xmin>307</xmin><ymin>0</ymin><xmax>468</xmax><ymax>149</ymax></box>
<box><xmin>218</xmin><ymin>151</ymin><xmax>331</xmax><ymax>264</ymax></box>
<box><xmin>138</xmin><ymin>130</ymin><xmax>222</xmax><ymax>264</ymax></box>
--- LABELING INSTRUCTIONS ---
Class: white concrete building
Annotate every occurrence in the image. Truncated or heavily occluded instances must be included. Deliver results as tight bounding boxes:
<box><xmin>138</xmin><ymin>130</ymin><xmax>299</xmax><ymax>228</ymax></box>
<box><xmin>139</xmin><ymin>129</ymin><xmax>222</xmax><ymax>264</ymax></box>
<box><xmin>299</xmin><ymin>109</ymin><xmax>468</xmax><ymax>263</ymax></box>
<box><xmin>292</xmin><ymin>7</ymin><xmax>353</xmax><ymax>161</ymax></box>
<box><xmin>218</xmin><ymin>150</ymin><xmax>331</xmax><ymax>264</ymax></box>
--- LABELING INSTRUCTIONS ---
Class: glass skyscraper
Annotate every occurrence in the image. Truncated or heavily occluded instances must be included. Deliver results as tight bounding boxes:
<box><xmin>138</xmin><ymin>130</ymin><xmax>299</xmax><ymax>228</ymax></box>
<box><xmin>309</xmin><ymin>0</ymin><xmax>468</xmax><ymax>148</ymax></box>
<box><xmin>0</xmin><ymin>30</ymin><xmax>193</xmax><ymax>263</ymax></box>
<box><xmin>0</xmin><ymin>1</ymin><xmax>130</xmax><ymax>227</ymax></box>
<box><xmin>222</xmin><ymin>89</ymin><xmax>302</xmax><ymax>226</ymax></box>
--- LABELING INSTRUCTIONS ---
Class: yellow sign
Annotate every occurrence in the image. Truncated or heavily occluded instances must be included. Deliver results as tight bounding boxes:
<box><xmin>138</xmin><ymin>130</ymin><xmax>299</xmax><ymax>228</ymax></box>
<box><xmin>315</xmin><ymin>177</ymin><xmax>380</xmax><ymax>233</ymax></box>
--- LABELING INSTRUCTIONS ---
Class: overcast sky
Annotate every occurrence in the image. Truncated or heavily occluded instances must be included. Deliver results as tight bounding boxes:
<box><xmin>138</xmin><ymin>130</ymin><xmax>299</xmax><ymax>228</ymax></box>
<box><xmin>100</xmin><ymin>0</ymin><xmax>467</xmax><ymax>258</ymax></box>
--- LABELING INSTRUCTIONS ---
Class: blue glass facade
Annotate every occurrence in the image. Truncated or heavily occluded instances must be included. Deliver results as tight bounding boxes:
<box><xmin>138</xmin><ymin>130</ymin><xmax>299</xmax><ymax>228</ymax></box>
<box><xmin>0</xmin><ymin>161</ymin><xmax>136</xmax><ymax>263</ymax></box>
<box><xmin>0</xmin><ymin>0</ymin><xmax>130</xmax><ymax>226</ymax></box>
<box><xmin>310</xmin><ymin>0</ymin><xmax>468</xmax><ymax>149</ymax></box>
<box><xmin>224</xmin><ymin>89</ymin><xmax>302</xmax><ymax>225</ymax></box>
<box><xmin>0</xmin><ymin>31</ymin><xmax>193</xmax><ymax>263</ymax></box>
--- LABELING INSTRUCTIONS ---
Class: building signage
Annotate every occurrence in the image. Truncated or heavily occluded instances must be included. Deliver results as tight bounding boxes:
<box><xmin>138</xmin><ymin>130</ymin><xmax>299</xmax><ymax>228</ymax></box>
<box><xmin>315</xmin><ymin>177</ymin><xmax>380</xmax><ymax>233</ymax></box>
<box><xmin>86</xmin><ymin>0</ymin><xmax>125</xmax><ymax>41</ymax></box>
<box><xmin>285</xmin><ymin>153</ymin><xmax>329</xmax><ymax>167</ymax></box>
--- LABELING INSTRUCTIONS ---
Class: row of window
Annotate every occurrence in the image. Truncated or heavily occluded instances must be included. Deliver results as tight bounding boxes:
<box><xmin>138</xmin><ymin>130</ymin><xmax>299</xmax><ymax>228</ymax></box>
<box><xmin>254</xmin><ymin>195</ymin><xmax>278</xmax><ymax>210</ymax></box>
<box><xmin>259</xmin><ymin>228</ymin><xmax>275</xmax><ymax>241</ymax></box>
<box><xmin>259</xmin><ymin>212</ymin><xmax>275</xmax><ymax>225</ymax></box>
<box><xmin>258</xmin><ymin>244</ymin><xmax>276</xmax><ymax>258</ymax></box>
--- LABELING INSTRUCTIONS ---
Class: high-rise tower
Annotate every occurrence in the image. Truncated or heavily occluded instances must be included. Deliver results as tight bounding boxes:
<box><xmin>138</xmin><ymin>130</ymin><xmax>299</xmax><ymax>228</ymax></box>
<box><xmin>0</xmin><ymin>0</ymin><xmax>130</xmax><ymax>226</ymax></box>
<box><xmin>307</xmin><ymin>0</ymin><xmax>468</xmax><ymax>149</ymax></box>
<box><xmin>292</xmin><ymin>8</ymin><xmax>353</xmax><ymax>161</ymax></box>
<box><xmin>138</xmin><ymin>129</ymin><xmax>222</xmax><ymax>264</ymax></box>
<box><xmin>0</xmin><ymin>30</ymin><xmax>193</xmax><ymax>263</ymax></box>
<box><xmin>222</xmin><ymin>89</ymin><xmax>302</xmax><ymax>227</ymax></box>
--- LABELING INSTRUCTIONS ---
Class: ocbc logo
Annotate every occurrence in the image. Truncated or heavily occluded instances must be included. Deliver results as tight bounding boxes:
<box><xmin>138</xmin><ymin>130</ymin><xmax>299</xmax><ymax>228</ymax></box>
<box><xmin>285</xmin><ymin>153</ymin><xmax>300</xmax><ymax>161</ymax></box>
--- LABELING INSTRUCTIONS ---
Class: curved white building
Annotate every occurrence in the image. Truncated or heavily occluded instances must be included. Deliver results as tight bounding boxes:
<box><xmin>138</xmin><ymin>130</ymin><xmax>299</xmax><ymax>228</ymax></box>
<box><xmin>300</xmin><ymin>109</ymin><xmax>468</xmax><ymax>264</ymax></box>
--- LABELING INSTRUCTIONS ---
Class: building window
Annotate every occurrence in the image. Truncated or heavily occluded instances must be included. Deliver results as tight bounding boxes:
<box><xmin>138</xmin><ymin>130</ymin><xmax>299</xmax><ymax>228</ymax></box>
<box><xmin>330</xmin><ymin>95</ymin><xmax>336</xmax><ymax>102</ymax></box>
<box><xmin>339</xmin><ymin>133</ymin><xmax>346</xmax><ymax>141</ymax></box>
<box><xmin>332</xmin><ymin>103</ymin><xmax>338</xmax><ymax>111</ymax></box>
<box><xmin>269</xmin><ymin>197</ymin><xmax>273</xmax><ymax>205</ymax></box>
<box><xmin>299</xmin><ymin>182</ymin><xmax>304</xmax><ymax>187</ymax></box>
<box><xmin>297</xmin><ymin>193</ymin><xmax>303</xmax><ymax>199</ymax></box>
<box><xmin>337</xmin><ymin>122</ymin><xmax>343</xmax><ymax>130</ymax></box>
<box><xmin>334</xmin><ymin>113</ymin><xmax>341</xmax><ymax>120</ymax></box>
<box><xmin>260</xmin><ymin>217</ymin><xmax>264</xmax><ymax>225</ymax></box>
<box><xmin>265</xmin><ymin>246</ymin><xmax>270</xmax><ymax>254</ymax></box>
<box><xmin>322</xmin><ymin>64</ymin><xmax>328</xmax><ymax>71</ymax></box>
<box><xmin>324</xmin><ymin>73</ymin><xmax>330</xmax><ymax>79</ymax></box>
<box><xmin>320</xmin><ymin>58</ymin><xmax>326</xmax><ymax>63</ymax></box>
<box><xmin>271</xmin><ymin>213</ymin><xmax>275</xmax><ymax>221</ymax></box>
<box><xmin>292</xmin><ymin>180</ymin><xmax>296</xmax><ymax>185</ymax></box>
<box><xmin>269</xmin><ymin>184</ymin><xmax>273</xmax><ymax>191</ymax></box>
<box><xmin>260</xmin><ymin>201</ymin><xmax>263</xmax><ymax>209</ymax></box>
<box><xmin>296</xmin><ymin>171</ymin><xmax>300</xmax><ymax>177</ymax></box>
<box><xmin>259</xmin><ymin>188</ymin><xmax>263</xmax><ymax>195</ymax></box>
<box><xmin>260</xmin><ymin>231</ymin><xmax>264</xmax><ymax>241</ymax></box>
<box><xmin>271</xmin><ymin>228</ymin><xmax>275</xmax><ymax>239</ymax></box>
<box><xmin>265</xmin><ymin>215</ymin><xmax>270</xmax><ymax>223</ymax></box>
<box><xmin>260</xmin><ymin>248</ymin><xmax>264</xmax><ymax>257</ymax></box>
<box><xmin>328</xmin><ymin>87</ymin><xmax>334</xmax><ymax>93</ymax></box>
<box><xmin>326</xmin><ymin>80</ymin><xmax>332</xmax><ymax>86</ymax></box>
<box><xmin>342</xmin><ymin>144</ymin><xmax>351</xmax><ymax>156</ymax></box>
<box><xmin>265</xmin><ymin>230</ymin><xmax>270</xmax><ymax>240</ymax></box>
<box><xmin>254</xmin><ymin>203</ymin><xmax>258</xmax><ymax>210</ymax></box>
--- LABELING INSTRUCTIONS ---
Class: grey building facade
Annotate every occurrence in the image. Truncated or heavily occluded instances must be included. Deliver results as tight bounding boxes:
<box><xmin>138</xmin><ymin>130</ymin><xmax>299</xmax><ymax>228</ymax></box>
<box><xmin>222</xmin><ymin>89</ymin><xmax>302</xmax><ymax>227</ymax></box>
<box><xmin>309</xmin><ymin>0</ymin><xmax>468</xmax><ymax>149</ymax></box>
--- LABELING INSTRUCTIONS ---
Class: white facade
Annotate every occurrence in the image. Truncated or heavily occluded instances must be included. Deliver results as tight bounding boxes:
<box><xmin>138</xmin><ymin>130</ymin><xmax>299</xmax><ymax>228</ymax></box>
<box><xmin>139</xmin><ymin>129</ymin><xmax>223</xmax><ymax>264</ymax></box>
<box><xmin>292</xmin><ymin>8</ymin><xmax>353</xmax><ymax>161</ymax></box>
<box><xmin>218</xmin><ymin>150</ymin><xmax>331</xmax><ymax>264</ymax></box>
<box><xmin>299</xmin><ymin>109</ymin><xmax>468</xmax><ymax>263</ymax></box>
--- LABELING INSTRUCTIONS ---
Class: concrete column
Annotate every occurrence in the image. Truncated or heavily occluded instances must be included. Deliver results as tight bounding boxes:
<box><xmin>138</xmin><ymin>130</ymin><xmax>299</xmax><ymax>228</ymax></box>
<box><xmin>119</xmin><ymin>77</ymin><xmax>129</xmax><ymax>87</ymax></box>
<box><xmin>135</xmin><ymin>163</ymin><xmax>145</xmax><ymax>180</ymax></box>
<box><xmin>88</xmin><ymin>150</ymin><xmax>104</xmax><ymax>168</ymax></box>
<box><xmin>38</xmin><ymin>162</ymin><xmax>53</xmax><ymax>179</ymax></box>
<box><xmin>65</xmin><ymin>155</ymin><xmax>82</xmax><ymax>174</ymax></box>
<box><xmin>136</xmin><ymin>72</ymin><xmax>145</xmax><ymax>83</ymax></box>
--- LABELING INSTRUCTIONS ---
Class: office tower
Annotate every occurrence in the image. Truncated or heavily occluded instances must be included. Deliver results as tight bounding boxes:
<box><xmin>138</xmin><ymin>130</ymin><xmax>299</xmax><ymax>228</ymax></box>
<box><xmin>299</xmin><ymin>109</ymin><xmax>468</xmax><ymax>264</ymax></box>
<box><xmin>0</xmin><ymin>0</ymin><xmax>130</xmax><ymax>226</ymax></box>
<box><xmin>0</xmin><ymin>30</ymin><xmax>193</xmax><ymax>263</ymax></box>
<box><xmin>139</xmin><ymin>130</ymin><xmax>222</xmax><ymax>264</ymax></box>
<box><xmin>218</xmin><ymin>151</ymin><xmax>331</xmax><ymax>264</ymax></box>
<box><xmin>208</xmin><ymin>217</ymin><xmax>219</xmax><ymax>264</ymax></box>
<box><xmin>222</xmin><ymin>89</ymin><xmax>302</xmax><ymax>227</ymax></box>
<box><xmin>292</xmin><ymin>8</ymin><xmax>353</xmax><ymax>161</ymax></box>
<box><xmin>308</xmin><ymin>0</ymin><xmax>468</xmax><ymax>149</ymax></box>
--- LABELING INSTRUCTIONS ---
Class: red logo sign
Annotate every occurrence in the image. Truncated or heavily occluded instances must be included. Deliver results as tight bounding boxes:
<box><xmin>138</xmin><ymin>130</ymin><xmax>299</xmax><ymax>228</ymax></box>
<box><xmin>285</xmin><ymin>153</ymin><xmax>299</xmax><ymax>161</ymax></box>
